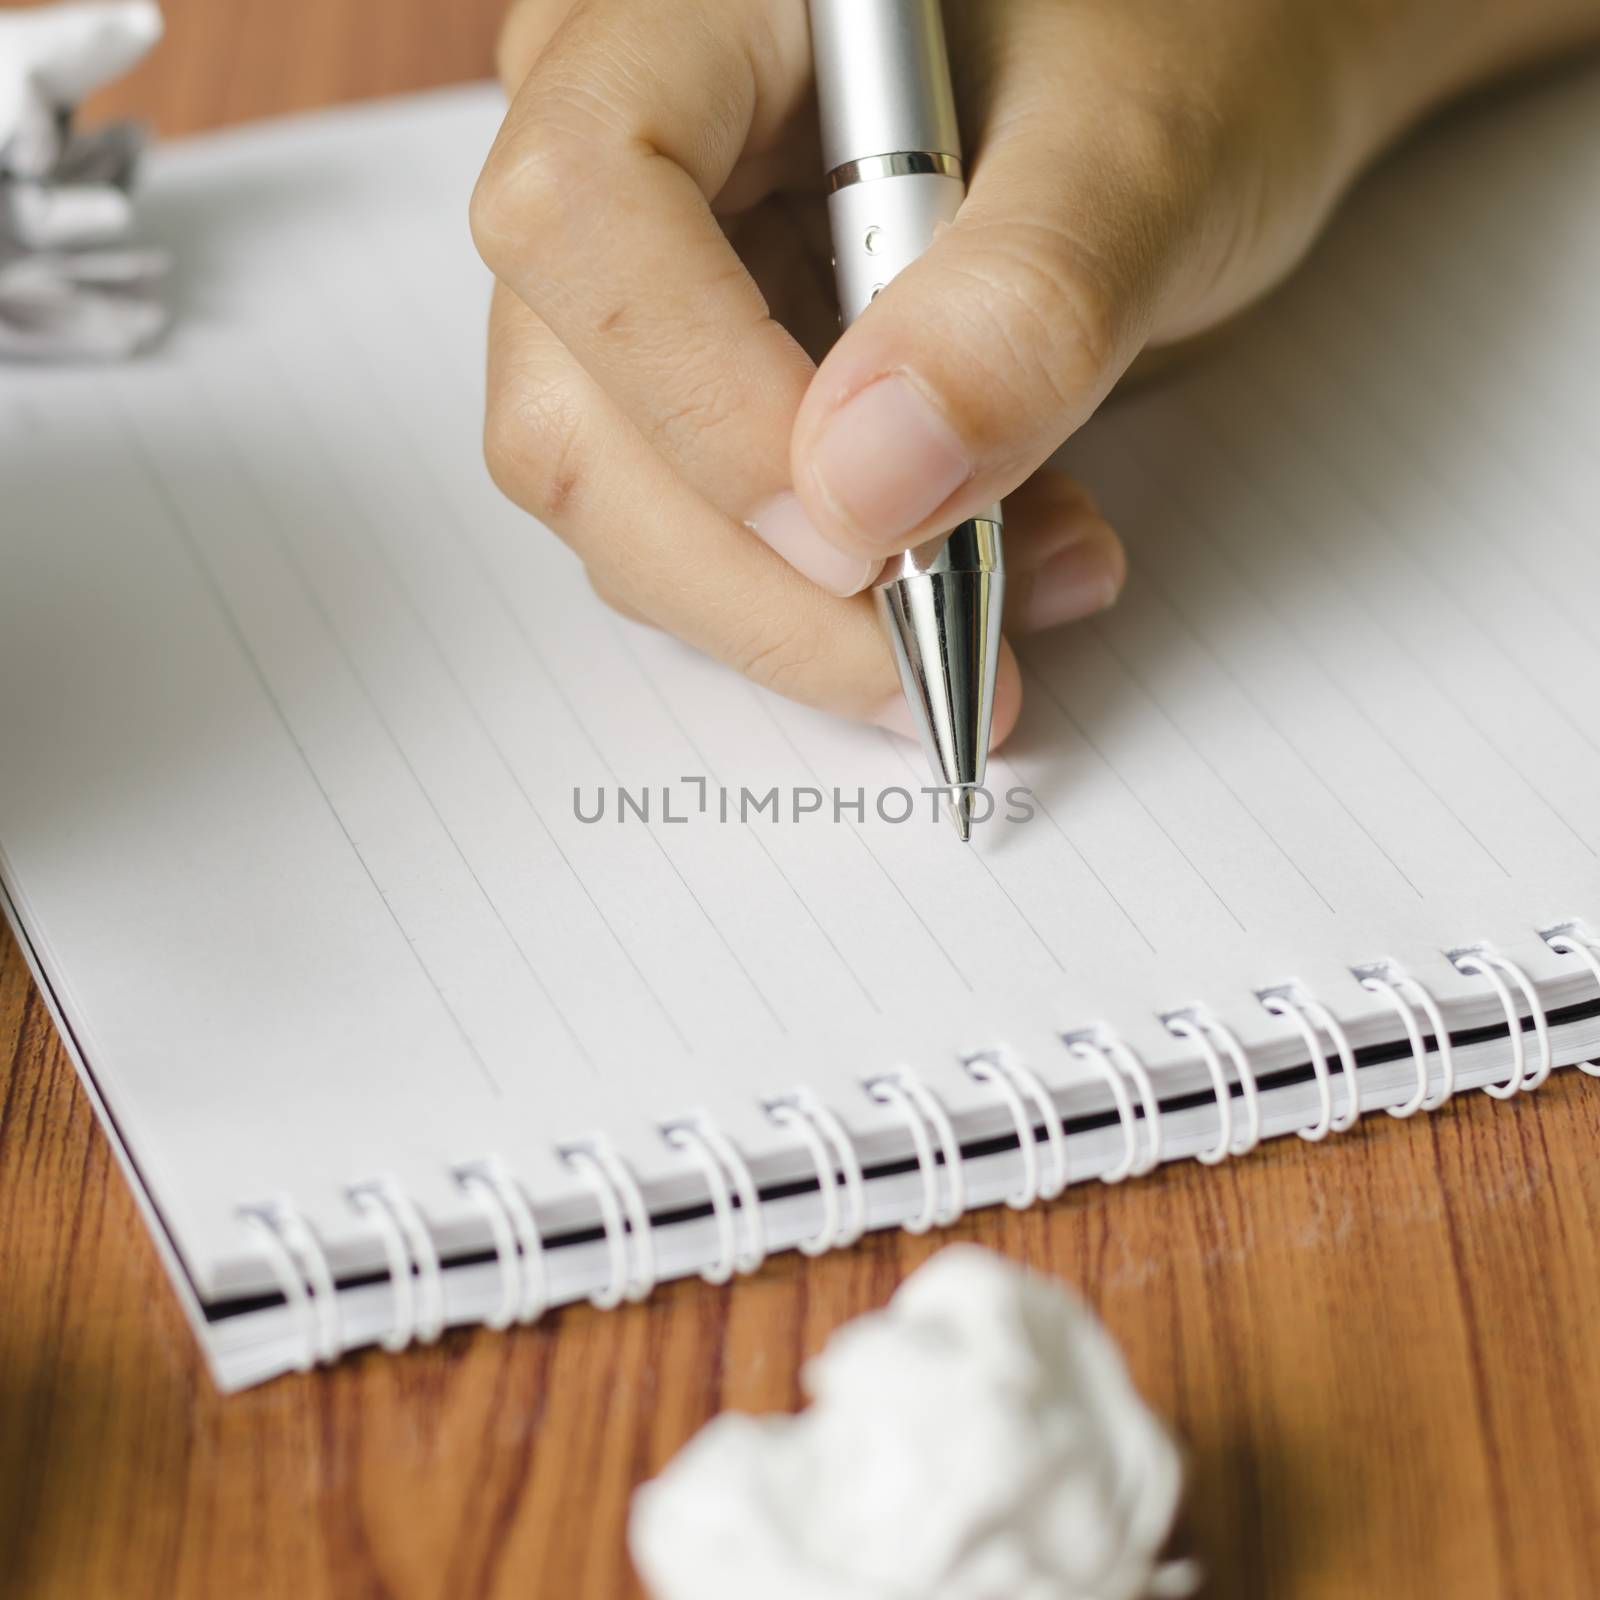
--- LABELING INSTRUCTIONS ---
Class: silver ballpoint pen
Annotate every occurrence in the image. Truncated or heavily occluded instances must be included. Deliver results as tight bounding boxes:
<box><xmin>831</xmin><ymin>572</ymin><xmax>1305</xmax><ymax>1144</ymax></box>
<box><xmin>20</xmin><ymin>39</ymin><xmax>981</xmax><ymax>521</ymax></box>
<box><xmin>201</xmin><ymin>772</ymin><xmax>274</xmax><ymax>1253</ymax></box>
<box><xmin>808</xmin><ymin>0</ymin><xmax>1003</xmax><ymax>842</ymax></box>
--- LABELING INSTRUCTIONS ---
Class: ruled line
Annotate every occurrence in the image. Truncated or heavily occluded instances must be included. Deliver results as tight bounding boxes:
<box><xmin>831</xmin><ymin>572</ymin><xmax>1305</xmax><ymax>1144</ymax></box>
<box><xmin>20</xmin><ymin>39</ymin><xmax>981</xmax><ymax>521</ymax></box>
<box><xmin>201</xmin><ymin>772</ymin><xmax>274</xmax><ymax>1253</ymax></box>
<box><xmin>108</xmin><ymin>385</ymin><xmax>504</xmax><ymax>1095</ymax></box>
<box><xmin>1020</xmin><ymin>656</ymin><xmax>1250</xmax><ymax>935</ymax></box>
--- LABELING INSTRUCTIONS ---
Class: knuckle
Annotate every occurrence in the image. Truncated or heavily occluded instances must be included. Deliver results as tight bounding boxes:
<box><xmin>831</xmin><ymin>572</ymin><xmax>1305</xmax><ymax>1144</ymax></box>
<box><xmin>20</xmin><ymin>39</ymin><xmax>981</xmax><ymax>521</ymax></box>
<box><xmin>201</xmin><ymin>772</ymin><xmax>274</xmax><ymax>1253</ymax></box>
<box><xmin>1090</xmin><ymin>90</ymin><xmax>1219</xmax><ymax>272</ymax></box>
<box><xmin>483</xmin><ymin>369</ymin><xmax>587</xmax><ymax>527</ymax></box>
<box><xmin>1033</xmin><ymin>257</ymin><xmax>1123</xmax><ymax>401</ymax></box>
<box><xmin>470</xmin><ymin>110</ymin><xmax>593</xmax><ymax>275</ymax></box>
<box><xmin>958</xmin><ymin>92</ymin><xmax>1223</xmax><ymax>429</ymax></box>
<box><xmin>585</xmin><ymin>567</ymin><xmax>638</xmax><ymax>621</ymax></box>
<box><xmin>1117</xmin><ymin>88</ymin><xmax>1220</xmax><ymax>197</ymax></box>
<box><xmin>468</xmin><ymin>155</ymin><xmax>519</xmax><ymax>273</ymax></box>
<box><xmin>956</xmin><ymin>232</ymin><xmax>1124</xmax><ymax>424</ymax></box>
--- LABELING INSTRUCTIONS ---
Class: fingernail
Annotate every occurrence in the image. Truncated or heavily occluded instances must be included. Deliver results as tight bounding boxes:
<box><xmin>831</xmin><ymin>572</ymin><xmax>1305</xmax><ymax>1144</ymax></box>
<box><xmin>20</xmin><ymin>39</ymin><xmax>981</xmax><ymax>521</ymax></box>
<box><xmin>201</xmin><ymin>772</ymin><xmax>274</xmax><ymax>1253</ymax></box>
<box><xmin>1018</xmin><ymin>529</ymin><xmax>1125</xmax><ymax>633</ymax></box>
<box><xmin>746</xmin><ymin>491</ymin><xmax>881</xmax><ymax>596</ymax></box>
<box><xmin>809</xmin><ymin>374</ymin><xmax>972</xmax><ymax>548</ymax></box>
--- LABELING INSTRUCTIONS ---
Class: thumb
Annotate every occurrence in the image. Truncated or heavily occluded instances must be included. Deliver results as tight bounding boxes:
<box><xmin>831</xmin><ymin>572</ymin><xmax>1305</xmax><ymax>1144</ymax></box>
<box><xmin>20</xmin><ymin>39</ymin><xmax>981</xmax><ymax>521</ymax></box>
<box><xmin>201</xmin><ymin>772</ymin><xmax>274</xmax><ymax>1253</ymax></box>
<box><xmin>789</xmin><ymin>110</ymin><xmax>1193</xmax><ymax>564</ymax></box>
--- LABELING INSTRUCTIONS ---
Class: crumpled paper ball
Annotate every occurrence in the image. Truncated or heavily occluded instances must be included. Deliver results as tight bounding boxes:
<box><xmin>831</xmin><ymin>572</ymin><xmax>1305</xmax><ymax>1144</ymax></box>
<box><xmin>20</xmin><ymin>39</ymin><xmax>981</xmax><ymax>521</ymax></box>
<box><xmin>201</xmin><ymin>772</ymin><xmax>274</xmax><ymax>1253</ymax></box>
<box><xmin>630</xmin><ymin>1246</ymin><xmax>1198</xmax><ymax>1600</ymax></box>
<box><xmin>0</xmin><ymin>0</ymin><xmax>167</xmax><ymax>359</ymax></box>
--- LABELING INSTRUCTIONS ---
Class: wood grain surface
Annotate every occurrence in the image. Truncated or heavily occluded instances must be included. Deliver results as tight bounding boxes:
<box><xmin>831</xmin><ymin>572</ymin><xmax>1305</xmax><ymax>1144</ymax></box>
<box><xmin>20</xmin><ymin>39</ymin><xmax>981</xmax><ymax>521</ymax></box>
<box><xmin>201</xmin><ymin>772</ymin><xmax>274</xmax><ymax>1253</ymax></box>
<box><xmin>5</xmin><ymin>2</ymin><xmax>1600</xmax><ymax>1596</ymax></box>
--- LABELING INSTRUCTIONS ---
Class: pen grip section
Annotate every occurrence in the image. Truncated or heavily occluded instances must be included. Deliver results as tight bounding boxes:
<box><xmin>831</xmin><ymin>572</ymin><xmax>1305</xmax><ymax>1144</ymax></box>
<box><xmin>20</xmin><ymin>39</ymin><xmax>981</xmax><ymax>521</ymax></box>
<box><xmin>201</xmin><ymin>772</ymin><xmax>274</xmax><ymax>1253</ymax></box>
<box><xmin>826</xmin><ymin>170</ymin><xmax>964</xmax><ymax>328</ymax></box>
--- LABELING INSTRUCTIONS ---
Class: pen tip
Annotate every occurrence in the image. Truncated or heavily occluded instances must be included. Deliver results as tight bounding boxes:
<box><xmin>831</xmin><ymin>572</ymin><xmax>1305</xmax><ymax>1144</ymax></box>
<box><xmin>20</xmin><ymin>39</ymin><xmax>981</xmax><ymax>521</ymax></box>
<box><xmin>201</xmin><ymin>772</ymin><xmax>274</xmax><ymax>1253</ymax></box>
<box><xmin>951</xmin><ymin>788</ymin><xmax>974</xmax><ymax>842</ymax></box>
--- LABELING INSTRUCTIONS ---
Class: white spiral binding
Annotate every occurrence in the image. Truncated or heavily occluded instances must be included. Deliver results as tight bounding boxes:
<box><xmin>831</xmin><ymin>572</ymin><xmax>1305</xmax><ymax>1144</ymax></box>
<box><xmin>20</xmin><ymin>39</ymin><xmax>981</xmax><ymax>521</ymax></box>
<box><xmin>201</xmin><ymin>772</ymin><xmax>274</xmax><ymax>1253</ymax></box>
<box><xmin>665</xmin><ymin>1117</ymin><xmax>768</xmax><ymax>1283</ymax></box>
<box><xmin>1164</xmin><ymin>1012</ymin><xmax>1261</xmax><ymax>1163</ymax></box>
<box><xmin>237</xmin><ymin>921</ymin><xmax>1600</xmax><ymax>1365</ymax></box>
<box><xmin>766</xmin><ymin>1091</ymin><xmax>867</xmax><ymax>1253</ymax></box>
<box><xmin>1259</xmin><ymin>989</ymin><xmax>1357</xmax><ymax>1140</ymax></box>
<box><xmin>241</xmin><ymin>1201</ymin><xmax>342</xmax><ymax>1372</ymax></box>
<box><xmin>1306</xmin><ymin>992</ymin><xmax>1361</xmax><ymax>1131</ymax></box>
<box><xmin>866</xmin><ymin>1070</ymin><xmax>966</xmax><ymax>1233</ymax></box>
<box><xmin>458</xmin><ymin>1162</ymin><xmax>549</xmax><ymax>1329</ymax></box>
<box><xmin>1452</xmin><ymin>949</ymin><xmax>1551</xmax><ymax>1098</ymax></box>
<box><xmin>562</xmin><ymin>1140</ymin><xmax>657</xmax><ymax>1309</ymax></box>
<box><xmin>1356</xmin><ymin>968</ymin><xmax>1455</xmax><ymax>1118</ymax></box>
<box><xmin>965</xmin><ymin>1049</ymin><xmax>1070</xmax><ymax>1206</ymax></box>
<box><xmin>349</xmin><ymin>1178</ymin><xmax>445</xmax><ymax>1351</ymax></box>
<box><xmin>1543</xmin><ymin>930</ymin><xmax>1600</xmax><ymax>1077</ymax></box>
<box><xmin>1066</xmin><ymin>1032</ymin><xmax>1162</xmax><ymax>1181</ymax></box>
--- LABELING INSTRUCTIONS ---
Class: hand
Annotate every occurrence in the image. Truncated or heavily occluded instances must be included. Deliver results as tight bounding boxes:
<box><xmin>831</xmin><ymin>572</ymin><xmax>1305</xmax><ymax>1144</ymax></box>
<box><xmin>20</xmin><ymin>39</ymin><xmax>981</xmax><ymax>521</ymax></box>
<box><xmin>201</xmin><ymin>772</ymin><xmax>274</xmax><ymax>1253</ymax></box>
<box><xmin>471</xmin><ymin>0</ymin><xmax>1600</xmax><ymax>741</ymax></box>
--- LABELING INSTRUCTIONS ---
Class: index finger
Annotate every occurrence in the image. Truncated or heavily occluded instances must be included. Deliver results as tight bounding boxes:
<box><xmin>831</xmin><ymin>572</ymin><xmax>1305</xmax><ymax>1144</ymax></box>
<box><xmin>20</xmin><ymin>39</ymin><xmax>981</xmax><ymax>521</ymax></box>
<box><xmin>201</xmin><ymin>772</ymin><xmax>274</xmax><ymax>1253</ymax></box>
<box><xmin>471</xmin><ymin>0</ymin><xmax>827</xmax><ymax>559</ymax></box>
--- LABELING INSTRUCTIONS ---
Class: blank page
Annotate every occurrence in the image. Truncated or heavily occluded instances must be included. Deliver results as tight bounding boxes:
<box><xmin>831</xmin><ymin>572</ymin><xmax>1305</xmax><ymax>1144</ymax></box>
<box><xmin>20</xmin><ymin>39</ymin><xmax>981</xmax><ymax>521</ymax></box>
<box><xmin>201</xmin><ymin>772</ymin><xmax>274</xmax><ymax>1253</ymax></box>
<box><xmin>3</xmin><ymin>68</ymin><xmax>1599</xmax><ymax>1307</ymax></box>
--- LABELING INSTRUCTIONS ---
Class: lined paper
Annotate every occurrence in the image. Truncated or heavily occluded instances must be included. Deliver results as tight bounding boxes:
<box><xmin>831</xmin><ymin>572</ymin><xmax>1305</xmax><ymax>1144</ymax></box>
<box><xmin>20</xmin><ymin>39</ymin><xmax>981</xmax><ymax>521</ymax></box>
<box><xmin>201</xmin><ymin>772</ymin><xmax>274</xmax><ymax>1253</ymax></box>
<box><xmin>3</xmin><ymin>66</ymin><xmax>1600</xmax><ymax>1300</ymax></box>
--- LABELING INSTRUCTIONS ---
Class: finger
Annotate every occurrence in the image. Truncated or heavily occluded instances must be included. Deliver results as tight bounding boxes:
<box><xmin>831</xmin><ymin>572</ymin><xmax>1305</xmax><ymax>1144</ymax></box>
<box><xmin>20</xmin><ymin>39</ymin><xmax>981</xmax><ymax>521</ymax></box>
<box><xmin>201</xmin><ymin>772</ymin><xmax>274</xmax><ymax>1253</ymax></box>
<box><xmin>789</xmin><ymin>26</ymin><xmax>1214</xmax><ymax>563</ymax></box>
<box><xmin>484</xmin><ymin>283</ymin><xmax>1025</xmax><ymax>745</ymax></box>
<box><xmin>471</xmin><ymin>0</ymin><xmax>847</xmax><ymax>583</ymax></box>
<box><xmin>494</xmin><ymin>0</ymin><xmax>579</xmax><ymax>90</ymax></box>
<box><xmin>584</xmin><ymin>567</ymin><xmax>652</xmax><ymax>628</ymax></box>
<box><xmin>999</xmin><ymin>470</ymin><xmax>1127</xmax><ymax>636</ymax></box>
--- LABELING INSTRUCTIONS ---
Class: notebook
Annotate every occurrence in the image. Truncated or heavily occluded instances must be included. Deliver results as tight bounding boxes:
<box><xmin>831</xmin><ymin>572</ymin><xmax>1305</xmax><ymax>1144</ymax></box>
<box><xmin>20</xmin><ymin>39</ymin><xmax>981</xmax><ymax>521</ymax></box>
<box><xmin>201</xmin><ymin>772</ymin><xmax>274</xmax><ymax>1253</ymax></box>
<box><xmin>4</xmin><ymin>68</ymin><xmax>1600</xmax><ymax>1391</ymax></box>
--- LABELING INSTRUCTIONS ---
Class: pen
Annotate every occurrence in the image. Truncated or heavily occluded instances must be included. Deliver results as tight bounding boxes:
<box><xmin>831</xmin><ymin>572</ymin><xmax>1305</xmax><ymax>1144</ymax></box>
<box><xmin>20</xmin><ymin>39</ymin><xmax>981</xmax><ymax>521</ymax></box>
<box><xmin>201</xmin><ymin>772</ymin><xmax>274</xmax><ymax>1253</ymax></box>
<box><xmin>807</xmin><ymin>0</ymin><xmax>1004</xmax><ymax>842</ymax></box>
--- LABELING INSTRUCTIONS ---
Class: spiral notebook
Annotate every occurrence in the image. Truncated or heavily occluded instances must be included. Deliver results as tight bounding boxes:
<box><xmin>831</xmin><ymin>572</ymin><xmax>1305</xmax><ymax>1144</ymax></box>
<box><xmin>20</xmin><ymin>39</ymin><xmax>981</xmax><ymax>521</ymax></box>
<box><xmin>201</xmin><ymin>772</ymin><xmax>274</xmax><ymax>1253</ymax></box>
<box><xmin>4</xmin><ymin>68</ymin><xmax>1600</xmax><ymax>1390</ymax></box>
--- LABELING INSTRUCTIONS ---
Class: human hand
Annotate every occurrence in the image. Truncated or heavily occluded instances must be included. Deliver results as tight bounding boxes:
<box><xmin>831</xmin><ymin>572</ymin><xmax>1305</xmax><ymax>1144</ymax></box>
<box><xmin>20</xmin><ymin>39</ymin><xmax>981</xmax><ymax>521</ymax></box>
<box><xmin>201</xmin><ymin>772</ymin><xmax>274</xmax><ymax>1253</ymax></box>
<box><xmin>471</xmin><ymin>0</ymin><xmax>1598</xmax><ymax>741</ymax></box>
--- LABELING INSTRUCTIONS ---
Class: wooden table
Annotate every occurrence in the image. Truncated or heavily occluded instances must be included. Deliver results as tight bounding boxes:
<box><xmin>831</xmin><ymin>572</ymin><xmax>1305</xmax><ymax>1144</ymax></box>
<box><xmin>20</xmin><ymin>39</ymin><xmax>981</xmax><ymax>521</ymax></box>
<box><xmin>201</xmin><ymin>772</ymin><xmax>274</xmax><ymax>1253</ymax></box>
<box><xmin>5</xmin><ymin>3</ymin><xmax>1600</xmax><ymax>1595</ymax></box>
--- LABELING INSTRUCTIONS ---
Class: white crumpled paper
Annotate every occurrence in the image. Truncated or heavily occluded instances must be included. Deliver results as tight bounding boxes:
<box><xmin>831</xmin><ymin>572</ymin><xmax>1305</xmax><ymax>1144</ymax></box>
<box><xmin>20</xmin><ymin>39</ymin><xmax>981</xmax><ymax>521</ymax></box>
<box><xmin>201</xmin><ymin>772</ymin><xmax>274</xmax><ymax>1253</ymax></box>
<box><xmin>630</xmin><ymin>1246</ymin><xmax>1199</xmax><ymax>1600</ymax></box>
<box><xmin>0</xmin><ymin>0</ymin><xmax>167</xmax><ymax>359</ymax></box>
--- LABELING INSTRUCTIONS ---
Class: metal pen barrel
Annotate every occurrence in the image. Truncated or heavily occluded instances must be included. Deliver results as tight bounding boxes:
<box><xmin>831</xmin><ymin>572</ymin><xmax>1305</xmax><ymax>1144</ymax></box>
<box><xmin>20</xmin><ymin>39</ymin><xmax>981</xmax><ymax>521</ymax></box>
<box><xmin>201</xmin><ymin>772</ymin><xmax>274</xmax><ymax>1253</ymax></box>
<box><xmin>809</xmin><ymin>0</ymin><xmax>1005</xmax><ymax>838</ymax></box>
